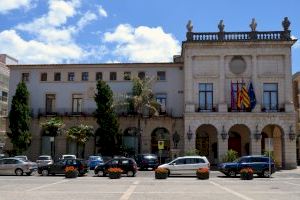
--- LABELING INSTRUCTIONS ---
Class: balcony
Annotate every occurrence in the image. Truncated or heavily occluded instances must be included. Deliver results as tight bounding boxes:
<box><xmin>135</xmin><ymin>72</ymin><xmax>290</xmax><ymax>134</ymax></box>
<box><xmin>261</xmin><ymin>104</ymin><xmax>285</xmax><ymax>112</ymax></box>
<box><xmin>196</xmin><ymin>104</ymin><xmax>218</xmax><ymax>112</ymax></box>
<box><xmin>37</xmin><ymin>108</ymin><xmax>95</xmax><ymax>118</ymax></box>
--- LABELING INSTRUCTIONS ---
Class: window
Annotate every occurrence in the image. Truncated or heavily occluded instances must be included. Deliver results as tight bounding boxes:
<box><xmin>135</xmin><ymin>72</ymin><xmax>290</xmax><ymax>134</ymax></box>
<box><xmin>72</xmin><ymin>94</ymin><xmax>82</xmax><ymax>114</ymax></box>
<box><xmin>174</xmin><ymin>158</ymin><xmax>185</xmax><ymax>165</ymax></box>
<box><xmin>41</xmin><ymin>73</ymin><xmax>47</xmax><ymax>81</ymax></box>
<box><xmin>22</xmin><ymin>73</ymin><xmax>29</xmax><ymax>82</ymax></box>
<box><xmin>124</xmin><ymin>72</ymin><xmax>131</xmax><ymax>80</ymax></box>
<box><xmin>96</xmin><ymin>72</ymin><xmax>102</xmax><ymax>81</ymax></box>
<box><xmin>54</xmin><ymin>72</ymin><xmax>61</xmax><ymax>81</ymax></box>
<box><xmin>68</xmin><ymin>72</ymin><xmax>75</xmax><ymax>81</ymax></box>
<box><xmin>199</xmin><ymin>83</ymin><xmax>213</xmax><ymax>111</ymax></box>
<box><xmin>82</xmin><ymin>72</ymin><xmax>89</xmax><ymax>81</ymax></box>
<box><xmin>2</xmin><ymin>91</ymin><xmax>7</xmax><ymax>102</ymax></box>
<box><xmin>157</xmin><ymin>71</ymin><xmax>166</xmax><ymax>81</ymax></box>
<box><xmin>138</xmin><ymin>71</ymin><xmax>145</xmax><ymax>80</ymax></box>
<box><xmin>45</xmin><ymin>94</ymin><xmax>56</xmax><ymax>114</ymax></box>
<box><xmin>110</xmin><ymin>72</ymin><xmax>117</xmax><ymax>81</ymax></box>
<box><xmin>156</xmin><ymin>94</ymin><xmax>167</xmax><ymax>114</ymax></box>
<box><xmin>263</xmin><ymin>83</ymin><xmax>278</xmax><ymax>111</ymax></box>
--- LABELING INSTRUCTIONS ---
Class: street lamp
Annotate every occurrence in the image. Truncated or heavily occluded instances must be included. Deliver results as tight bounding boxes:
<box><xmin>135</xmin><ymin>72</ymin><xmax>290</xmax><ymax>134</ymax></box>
<box><xmin>254</xmin><ymin>125</ymin><xmax>262</xmax><ymax>141</ymax></box>
<box><xmin>187</xmin><ymin>126</ymin><xmax>193</xmax><ymax>141</ymax></box>
<box><xmin>221</xmin><ymin>126</ymin><xmax>228</xmax><ymax>141</ymax></box>
<box><xmin>289</xmin><ymin>125</ymin><xmax>296</xmax><ymax>141</ymax></box>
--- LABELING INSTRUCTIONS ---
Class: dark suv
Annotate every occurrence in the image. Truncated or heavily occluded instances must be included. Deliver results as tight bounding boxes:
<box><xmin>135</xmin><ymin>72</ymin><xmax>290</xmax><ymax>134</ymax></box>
<box><xmin>136</xmin><ymin>154</ymin><xmax>159</xmax><ymax>170</ymax></box>
<box><xmin>38</xmin><ymin>159</ymin><xmax>88</xmax><ymax>176</ymax></box>
<box><xmin>94</xmin><ymin>158</ymin><xmax>137</xmax><ymax>177</ymax></box>
<box><xmin>218</xmin><ymin>155</ymin><xmax>275</xmax><ymax>177</ymax></box>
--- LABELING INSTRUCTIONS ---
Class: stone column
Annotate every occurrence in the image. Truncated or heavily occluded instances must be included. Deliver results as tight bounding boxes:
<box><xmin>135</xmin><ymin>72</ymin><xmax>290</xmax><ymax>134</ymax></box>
<box><xmin>184</xmin><ymin>54</ymin><xmax>195</xmax><ymax>112</ymax></box>
<box><xmin>217</xmin><ymin>129</ymin><xmax>228</xmax><ymax>163</ymax></box>
<box><xmin>218</xmin><ymin>55</ymin><xmax>227</xmax><ymax>112</ymax></box>
<box><xmin>282</xmin><ymin>132</ymin><xmax>297</xmax><ymax>169</ymax></box>
<box><xmin>251</xmin><ymin>55</ymin><xmax>261</xmax><ymax>112</ymax></box>
<box><xmin>284</xmin><ymin>53</ymin><xmax>294</xmax><ymax>112</ymax></box>
<box><xmin>250</xmin><ymin>130</ymin><xmax>261</xmax><ymax>155</ymax></box>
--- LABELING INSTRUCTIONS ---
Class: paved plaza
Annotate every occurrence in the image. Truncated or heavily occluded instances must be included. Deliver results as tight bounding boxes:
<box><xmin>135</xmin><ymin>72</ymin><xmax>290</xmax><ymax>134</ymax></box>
<box><xmin>0</xmin><ymin>169</ymin><xmax>300</xmax><ymax>200</ymax></box>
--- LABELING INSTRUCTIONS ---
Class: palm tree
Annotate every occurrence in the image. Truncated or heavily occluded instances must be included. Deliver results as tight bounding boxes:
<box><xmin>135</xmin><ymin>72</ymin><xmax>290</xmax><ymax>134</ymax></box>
<box><xmin>40</xmin><ymin>118</ymin><xmax>65</xmax><ymax>157</ymax></box>
<box><xmin>130</xmin><ymin>76</ymin><xmax>159</xmax><ymax>154</ymax></box>
<box><xmin>66</xmin><ymin>124</ymin><xmax>94</xmax><ymax>158</ymax></box>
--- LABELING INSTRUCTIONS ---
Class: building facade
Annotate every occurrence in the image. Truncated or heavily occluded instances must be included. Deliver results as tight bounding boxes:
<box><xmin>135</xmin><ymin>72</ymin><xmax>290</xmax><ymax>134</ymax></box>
<box><xmin>292</xmin><ymin>73</ymin><xmax>300</xmax><ymax>165</ymax></box>
<box><xmin>7</xmin><ymin>18</ymin><xmax>298</xmax><ymax>168</ymax></box>
<box><xmin>0</xmin><ymin>54</ymin><xmax>17</xmax><ymax>153</ymax></box>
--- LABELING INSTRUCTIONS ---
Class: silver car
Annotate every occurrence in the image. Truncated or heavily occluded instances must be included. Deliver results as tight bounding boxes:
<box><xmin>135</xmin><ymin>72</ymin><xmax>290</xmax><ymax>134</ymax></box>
<box><xmin>36</xmin><ymin>155</ymin><xmax>53</xmax><ymax>167</ymax></box>
<box><xmin>157</xmin><ymin>156</ymin><xmax>210</xmax><ymax>175</ymax></box>
<box><xmin>0</xmin><ymin>158</ymin><xmax>38</xmax><ymax>176</ymax></box>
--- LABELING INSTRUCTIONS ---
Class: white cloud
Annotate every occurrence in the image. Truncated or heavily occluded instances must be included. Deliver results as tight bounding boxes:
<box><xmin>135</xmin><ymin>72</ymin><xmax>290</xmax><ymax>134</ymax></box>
<box><xmin>103</xmin><ymin>24</ymin><xmax>180</xmax><ymax>62</ymax></box>
<box><xmin>98</xmin><ymin>5</ymin><xmax>108</xmax><ymax>18</ymax></box>
<box><xmin>77</xmin><ymin>11</ymin><xmax>98</xmax><ymax>31</ymax></box>
<box><xmin>0</xmin><ymin>0</ymin><xmax>33</xmax><ymax>14</ymax></box>
<box><xmin>0</xmin><ymin>30</ymin><xmax>83</xmax><ymax>63</ymax></box>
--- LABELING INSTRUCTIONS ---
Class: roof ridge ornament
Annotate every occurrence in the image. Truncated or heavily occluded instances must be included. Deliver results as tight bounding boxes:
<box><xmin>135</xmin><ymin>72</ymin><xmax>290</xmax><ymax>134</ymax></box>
<box><xmin>250</xmin><ymin>18</ymin><xmax>257</xmax><ymax>32</ymax></box>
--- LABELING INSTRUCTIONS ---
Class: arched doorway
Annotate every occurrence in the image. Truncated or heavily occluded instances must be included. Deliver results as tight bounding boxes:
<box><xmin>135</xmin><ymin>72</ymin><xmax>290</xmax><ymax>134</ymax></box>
<box><xmin>151</xmin><ymin>128</ymin><xmax>170</xmax><ymax>163</ymax></box>
<box><xmin>261</xmin><ymin>125</ymin><xmax>284</xmax><ymax>168</ymax></box>
<box><xmin>195</xmin><ymin>124</ymin><xmax>218</xmax><ymax>164</ymax></box>
<box><xmin>123</xmin><ymin>127</ymin><xmax>138</xmax><ymax>156</ymax></box>
<box><xmin>228</xmin><ymin>124</ymin><xmax>250</xmax><ymax>156</ymax></box>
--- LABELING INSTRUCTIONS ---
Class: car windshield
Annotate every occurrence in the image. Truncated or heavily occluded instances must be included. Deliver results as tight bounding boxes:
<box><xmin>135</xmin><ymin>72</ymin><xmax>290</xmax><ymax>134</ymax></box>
<box><xmin>89</xmin><ymin>156</ymin><xmax>102</xmax><ymax>161</ymax></box>
<box><xmin>38</xmin><ymin>156</ymin><xmax>51</xmax><ymax>160</ymax></box>
<box><xmin>63</xmin><ymin>156</ymin><xmax>75</xmax><ymax>159</ymax></box>
<box><xmin>15</xmin><ymin>156</ymin><xmax>27</xmax><ymax>161</ymax></box>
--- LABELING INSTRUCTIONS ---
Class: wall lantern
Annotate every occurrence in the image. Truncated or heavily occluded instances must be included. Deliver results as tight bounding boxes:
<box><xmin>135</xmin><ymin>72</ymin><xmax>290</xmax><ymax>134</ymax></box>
<box><xmin>221</xmin><ymin>126</ymin><xmax>228</xmax><ymax>141</ymax></box>
<box><xmin>289</xmin><ymin>125</ymin><xmax>296</xmax><ymax>141</ymax></box>
<box><xmin>187</xmin><ymin>126</ymin><xmax>193</xmax><ymax>141</ymax></box>
<box><xmin>254</xmin><ymin>125</ymin><xmax>262</xmax><ymax>141</ymax></box>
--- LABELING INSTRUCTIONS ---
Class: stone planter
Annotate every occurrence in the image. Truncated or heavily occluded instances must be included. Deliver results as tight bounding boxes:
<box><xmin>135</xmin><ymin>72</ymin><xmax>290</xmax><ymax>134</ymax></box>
<box><xmin>155</xmin><ymin>172</ymin><xmax>168</xmax><ymax>179</ymax></box>
<box><xmin>109</xmin><ymin>173</ymin><xmax>121</xmax><ymax>179</ymax></box>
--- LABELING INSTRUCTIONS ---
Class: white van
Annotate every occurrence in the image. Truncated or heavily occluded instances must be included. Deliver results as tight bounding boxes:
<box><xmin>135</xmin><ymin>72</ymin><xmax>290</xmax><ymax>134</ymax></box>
<box><xmin>61</xmin><ymin>154</ymin><xmax>76</xmax><ymax>160</ymax></box>
<box><xmin>157</xmin><ymin>156</ymin><xmax>210</xmax><ymax>175</ymax></box>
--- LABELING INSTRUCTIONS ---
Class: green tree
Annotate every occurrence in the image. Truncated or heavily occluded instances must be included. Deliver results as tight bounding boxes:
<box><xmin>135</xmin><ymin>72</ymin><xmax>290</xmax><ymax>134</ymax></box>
<box><xmin>8</xmin><ymin>81</ymin><xmax>31</xmax><ymax>155</ymax></box>
<box><xmin>130</xmin><ymin>76</ymin><xmax>159</xmax><ymax>154</ymax></box>
<box><xmin>40</xmin><ymin>118</ymin><xmax>65</xmax><ymax>157</ymax></box>
<box><xmin>94</xmin><ymin>80</ymin><xmax>119</xmax><ymax>156</ymax></box>
<box><xmin>66</xmin><ymin>124</ymin><xmax>94</xmax><ymax>158</ymax></box>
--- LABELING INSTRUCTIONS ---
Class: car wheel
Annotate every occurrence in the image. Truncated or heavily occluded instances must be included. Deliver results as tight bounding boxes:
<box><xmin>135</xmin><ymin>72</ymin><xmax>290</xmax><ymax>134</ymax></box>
<box><xmin>15</xmin><ymin>168</ymin><xmax>23</xmax><ymax>176</ymax></box>
<box><xmin>41</xmin><ymin>169</ymin><xmax>49</xmax><ymax>176</ymax></box>
<box><xmin>263</xmin><ymin>169</ymin><xmax>271</xmax><ymax>178</ymax></box>
<box><xmin>228</xmin><ymin>170</ymin><xmax>236</xmax><ymax>177</ymax></box>
<box><xmin>127</xmin><ymin>171</ymin><xmax>135</xmax><ymax>177</ymax></box>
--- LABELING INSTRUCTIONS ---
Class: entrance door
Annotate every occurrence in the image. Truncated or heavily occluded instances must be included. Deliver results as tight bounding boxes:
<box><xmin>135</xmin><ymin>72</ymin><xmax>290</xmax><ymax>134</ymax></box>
<box><xmin>228</xmin><ymin>132</ymin><xmax>241</xmax><ymax>156</ymax></box>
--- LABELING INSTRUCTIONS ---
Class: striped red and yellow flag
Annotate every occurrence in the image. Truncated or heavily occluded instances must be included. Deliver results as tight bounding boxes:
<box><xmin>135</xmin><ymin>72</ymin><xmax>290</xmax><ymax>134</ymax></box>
<box><xmin>241</xmin><ymin>85</ymin><xmax>250</xmax><ymax>108</ymax></box>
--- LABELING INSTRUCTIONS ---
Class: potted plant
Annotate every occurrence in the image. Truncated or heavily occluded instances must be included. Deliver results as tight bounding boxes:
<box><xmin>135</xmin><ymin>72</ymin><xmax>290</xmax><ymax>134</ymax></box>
<box><xmin>107</xmin><ymin>167</ymin><xmax>123</xmax><ymax>179</ymax></box>
<box><xmin>155</xmin><ymin>167</ymin><xmax>168</xmax><ymax>179</ymax></box>
<box><xmin>240</xmin><ymin>168</ymin><xmax>254</xmax><ymax>180</ymax></box>
<box><xmin>65</xmin><ymin>166</ymin><xmax>79</xmax><ymax>178</ymax></box>
<box><xmin>196</xmin><ymin>167</ymin><xmax>209</xmax><ymax>180</ymax></box>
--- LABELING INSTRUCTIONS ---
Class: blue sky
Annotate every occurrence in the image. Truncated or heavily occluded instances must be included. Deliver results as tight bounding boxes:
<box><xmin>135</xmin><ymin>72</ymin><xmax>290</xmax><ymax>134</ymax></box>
<box><xmin>0</xmin><ymin>0</ymin><xmax>299</xmax><ymax>72</ymax></box>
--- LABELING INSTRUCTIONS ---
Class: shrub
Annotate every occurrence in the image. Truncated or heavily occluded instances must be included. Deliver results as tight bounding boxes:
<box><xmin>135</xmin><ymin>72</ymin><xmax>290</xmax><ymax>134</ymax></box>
<box><xmin>155</xmin><ymin>168</ymin><xmax>168</xmax><ymax>179</ymax></box>
<box><xmin>196</xmin><ymin>167</ymin><xmax>209</xmax><ymax>180</ymax></box>
<box><xmin>222</xmin><ymin>149</ymin><xmax>238</xmax><ymax>162</ymax></box>
<box><xmin>185</xmin><ymin>149</ymin><xmax>199</xmax><ymax>156</ymax></box>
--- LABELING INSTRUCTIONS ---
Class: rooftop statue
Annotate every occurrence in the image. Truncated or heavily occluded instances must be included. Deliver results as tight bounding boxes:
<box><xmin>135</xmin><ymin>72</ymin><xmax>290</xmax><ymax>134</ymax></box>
<box><xmin>250</xmin><ymin>18</ymin><xmax>257</xmax><ymax>32</ymax></box>
<box><xmin>186</xmin><ymin>20</ymin><xmax>193</xmax><ymax>32</ymax></box>
<box><xmin>218</xmin><ymin>20</ymin><xmax>225</xmax><ymax>32</ymax></box>
<box><xmin>282</xmin><ymin>17</ymin><xmax>291</xmax><ymax>31</ymax></box>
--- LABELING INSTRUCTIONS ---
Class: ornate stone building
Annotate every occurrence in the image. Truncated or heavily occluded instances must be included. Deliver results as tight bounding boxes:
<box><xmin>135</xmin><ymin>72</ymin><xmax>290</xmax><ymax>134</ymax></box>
<box><xmin>7</xmin><ymin>18</ymin><xmax>298</xmax><ymax>168</ymax></box>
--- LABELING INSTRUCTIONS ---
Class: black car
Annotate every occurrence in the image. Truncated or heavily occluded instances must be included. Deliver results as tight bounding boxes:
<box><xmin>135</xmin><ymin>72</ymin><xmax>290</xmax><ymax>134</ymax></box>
<box><xmin>38</xmin><ymin>159</ymin><xmax>88</xmax><ymax>176</ymax></box>
<box><xmin>94</xmin><ymin>158</ymin><xmax>137</xmax><ymax>177</ymax></box>
<box><xmin>218</xmin><ymin>155</ymin><xmax>275</xmax><ymax>177</ymax></box>
<box><xmin>136</xmin><ymin>154</ymin><xmax>159</xmax><ymax>170</ymax></box>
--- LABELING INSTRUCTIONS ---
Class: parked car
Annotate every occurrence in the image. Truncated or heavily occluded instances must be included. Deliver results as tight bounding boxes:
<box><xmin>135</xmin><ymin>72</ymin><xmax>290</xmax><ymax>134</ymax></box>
<box><xmin>218</xmin><ymin>155</ymin><xmax>275</xmax><ymax>177</ymax></box>
<box><xmin>14</xmin><ymin>155</ymin><xmax>28</xmax><ymax>161</ymax></box>
<box><xmin>94</xmin><ymin>158</ymin><xmax>137</xmax><ymax>177</ymax></box>
<box><xmin>36</xmin><ymin>155</ymin><xmax>53</xmax><ymax>167</ymax></box>
<box><xmin>61</xmin><ymin>154</ymin><xmax>76</xmax><ymax>160</ymax></box>
<box><xmin>0</xmin><ymin>154</ymin><xmax>6</xmax><ymax>159</ymax></box>
<box><xmin>0</xmin><ymin>158</ymin><xmax>38</xmax><ymax>176</ymax></box>
<box><xmin>87</xmin><ymin>156</ymin><xmax>103</xmax><ymax>170</ymax></box>
<box><xmin>136</xmin><ymin>154</ymin><xmax>159</xmax><ymax>170</ymax></box>
<box><xmin>157</xmin><ymin>156</ymin><xmax>210</xmax><ymax>176</ymax></box>
<box><xmin>38</xmin><ymin>159</ymin><xmax>88</xmax><ymax>176</ymax></box>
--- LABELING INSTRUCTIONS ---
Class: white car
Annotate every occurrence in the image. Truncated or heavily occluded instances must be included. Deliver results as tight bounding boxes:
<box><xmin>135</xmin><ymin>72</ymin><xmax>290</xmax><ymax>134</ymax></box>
<box><xmin>36</xmin><ymin>155</ymin><xmax>53</xmax><ymax>166</ymax></box>
<box><xmin>157</xmin><ymin>156</ymin><xmax>210</xmax><ymax>176</ymax></box>
<box><xmin>61</xmin><ymin>154</ymin><xmax>76</xmax><ymax>160</ymax></box>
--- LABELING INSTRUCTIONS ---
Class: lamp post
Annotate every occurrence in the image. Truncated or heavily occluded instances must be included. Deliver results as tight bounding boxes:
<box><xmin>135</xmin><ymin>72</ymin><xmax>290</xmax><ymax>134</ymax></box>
<box><xmin>187</xmin><ymin>126</ymin><xmax>193</xmax><ymax>141</ymax></box>
<box><xmin>221</xmin><ymin>126</ymin><xmax>228</xmax><ymax>141</ymax></box>
<box><xmin>289</xmin><ymin>125</ymin><xmax>296</xmax><ymax>141</ymax></box>
<box><xmin>254</xmin><ymin>125</ymin><xmax>262</xmax><ymax>141</ymax></box>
